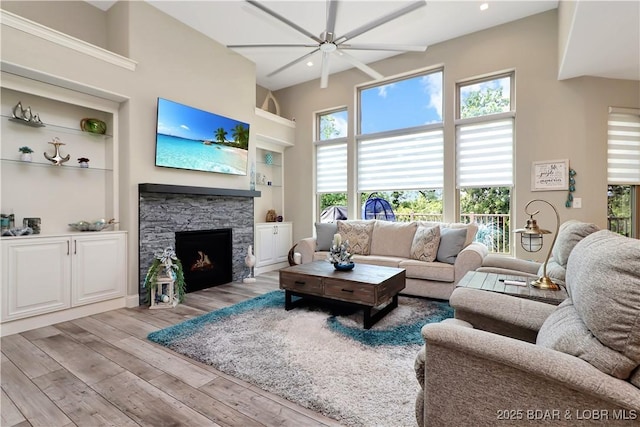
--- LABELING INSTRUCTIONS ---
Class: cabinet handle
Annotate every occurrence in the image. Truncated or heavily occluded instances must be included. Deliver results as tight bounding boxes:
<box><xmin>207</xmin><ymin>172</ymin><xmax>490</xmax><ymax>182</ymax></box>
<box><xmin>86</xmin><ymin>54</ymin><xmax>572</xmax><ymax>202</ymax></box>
<box><xmin>67</xmin><ymin>241</ymin><xmax>70</xmax><ymax>255</ymax></box>
<box><xmin>341</xmin><ymin>289</ymin><xmax>354</xmax><ymax>293</ymax></box>
<box><xmin>294</xmin><ymin>281</ymin><xmax>306</xmax><ymax>286</ymax></box>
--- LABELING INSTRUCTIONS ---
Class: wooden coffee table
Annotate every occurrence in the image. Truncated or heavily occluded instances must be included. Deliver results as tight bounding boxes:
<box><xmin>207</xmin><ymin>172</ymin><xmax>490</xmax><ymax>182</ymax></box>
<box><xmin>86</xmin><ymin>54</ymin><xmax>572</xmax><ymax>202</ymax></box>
<box><xmin>279</xmin><ymin>261</ymin><xmax>406</xmax><ymax>329</ymax></box>
<box><xmin>456</xmin><ymin>271</ymin><xmax>568</xmax><ymax>305</ymax></box>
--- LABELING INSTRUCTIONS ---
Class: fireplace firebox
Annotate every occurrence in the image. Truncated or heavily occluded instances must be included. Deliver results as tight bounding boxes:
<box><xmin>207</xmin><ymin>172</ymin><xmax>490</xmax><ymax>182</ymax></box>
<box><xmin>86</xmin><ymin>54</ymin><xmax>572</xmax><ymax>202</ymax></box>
<box><xmin>175</xmin><ymin>228</ymin><xmax>233</xmax><ymax>293</ymax></box>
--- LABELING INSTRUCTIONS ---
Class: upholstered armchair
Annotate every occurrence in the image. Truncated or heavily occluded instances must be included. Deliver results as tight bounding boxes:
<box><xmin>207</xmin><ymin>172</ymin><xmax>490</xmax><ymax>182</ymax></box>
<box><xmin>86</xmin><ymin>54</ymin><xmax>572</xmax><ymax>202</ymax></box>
<box><xmin>415</xmin><ymin>230</ymin><xmax>640</xmax><ymax>426</ymax></box>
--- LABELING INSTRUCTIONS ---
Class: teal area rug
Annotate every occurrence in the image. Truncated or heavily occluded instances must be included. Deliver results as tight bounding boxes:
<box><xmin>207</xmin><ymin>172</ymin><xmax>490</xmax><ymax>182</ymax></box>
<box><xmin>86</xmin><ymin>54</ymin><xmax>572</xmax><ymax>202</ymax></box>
<box><xmin>148</xmin><ymin>290</ymin><xmax>452</xmax><ymax>427</ymax></box>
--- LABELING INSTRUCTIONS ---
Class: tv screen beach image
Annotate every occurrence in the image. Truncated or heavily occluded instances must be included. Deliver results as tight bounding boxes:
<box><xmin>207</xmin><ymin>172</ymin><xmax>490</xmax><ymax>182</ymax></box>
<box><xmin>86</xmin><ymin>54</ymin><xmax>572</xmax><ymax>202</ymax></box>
<box><xmin>155</xmin><ymin>98</ymin><xmax>249</xmax><ymax>175</ymax></box>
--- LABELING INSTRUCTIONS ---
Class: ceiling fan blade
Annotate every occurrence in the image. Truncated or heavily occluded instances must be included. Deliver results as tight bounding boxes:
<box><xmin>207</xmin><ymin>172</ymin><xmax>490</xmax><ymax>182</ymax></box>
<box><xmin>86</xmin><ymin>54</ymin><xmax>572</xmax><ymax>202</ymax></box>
<box><xmin>320</xmin><ymin>52</ymin><xmax>331</xmax><ymax>88</ymax></box>
<box><xmin>340</xmin><ymin>43</ymin><xmax>427</xmax><ymax>52</ymax></box>
<box><xmin>228</xmin><ymin>44</ymin><xmax>318</xmax><ymax>49</ymax></box>
<box><xmin>245</xmin><ymin>0</ymin><xmax>323</xmax><ymax>44</ymax></box>
<box><xmin>335</xmin><ymin>0</ymin><xmax>426</xmax><ymax>44</ymax></box>
<box><xmin>267</xmin><ymin>48</ymin><xmax>320</xmax><ymax>77</ymax></box>
<box><xmin>325</xmin><ymin>0</ymin><xmax>338</xmax><ymax>36</ymax></box>
<box><xmin>335</xmin><ymin>50</ymin><xmax>383</xmax><ymax>81</ymax></box>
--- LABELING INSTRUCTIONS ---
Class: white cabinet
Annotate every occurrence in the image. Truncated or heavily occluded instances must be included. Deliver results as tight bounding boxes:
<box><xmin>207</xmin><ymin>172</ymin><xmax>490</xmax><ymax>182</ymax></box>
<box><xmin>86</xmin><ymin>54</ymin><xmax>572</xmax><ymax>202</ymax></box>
<box><xmin>255</xmin><ymin>222</ymin><xmax>292</xmax><ymax>274</ymax></box>
<box><xmin>1</xmin><ymin>236</ymin><xmax>71</xmax><ymax>321</ymax></box>
<box><xmin>1</xmin><ymin>232</ymin><xmax>126</xmax><ymax>323</ymax></box>
<box><xmin>72</xmin><ymin>233</ymin><xmax>126</xmax><ymax>306</ymax></box>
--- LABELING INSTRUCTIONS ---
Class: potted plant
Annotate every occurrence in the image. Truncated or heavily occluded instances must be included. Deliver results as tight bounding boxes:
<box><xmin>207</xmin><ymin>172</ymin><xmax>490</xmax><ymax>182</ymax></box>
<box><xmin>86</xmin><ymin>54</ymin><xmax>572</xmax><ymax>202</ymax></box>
<box><xmin>18</xmin><ymin>146</ymin><xmax>33</xmax><ymax>162</ymax></box>
<box><xmin>77</xmin><ymin>157</ymin><xmax>90</xmax><ymax>168</ymax></box>
<box><xmin>143</xmin><ymin>247</ymin><xmax>186</xmax><ymax>306</ymax></box>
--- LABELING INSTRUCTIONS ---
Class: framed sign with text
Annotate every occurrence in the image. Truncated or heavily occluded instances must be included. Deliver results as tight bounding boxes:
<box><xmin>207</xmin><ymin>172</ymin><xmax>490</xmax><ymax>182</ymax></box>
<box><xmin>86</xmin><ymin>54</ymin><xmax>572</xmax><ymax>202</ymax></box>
<box><xmin>531</xmin><ymin>159</ymin><xmax>569</xmax><ymax>191</ymax></box>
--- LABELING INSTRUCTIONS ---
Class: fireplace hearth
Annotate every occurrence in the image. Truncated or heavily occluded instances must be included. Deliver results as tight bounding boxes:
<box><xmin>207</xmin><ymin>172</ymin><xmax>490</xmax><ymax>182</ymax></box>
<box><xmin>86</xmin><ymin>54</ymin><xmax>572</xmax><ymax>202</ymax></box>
<box><xmin>175</xmin><ymin>229</ymin><xmax>233</xmax><ymax>293</ymax></box>
<box><xmin>138</xmin><ymin>184</ymin><xmax>259</xmax><ymax>305</ymax></box>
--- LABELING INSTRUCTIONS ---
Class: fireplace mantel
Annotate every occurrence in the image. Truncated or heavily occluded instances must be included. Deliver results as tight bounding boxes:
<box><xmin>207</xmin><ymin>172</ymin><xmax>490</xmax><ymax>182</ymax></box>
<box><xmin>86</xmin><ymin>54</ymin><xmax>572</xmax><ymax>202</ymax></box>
<box><xmin>139</xmin><ymin>183</ymin><xmax>260</xmax><ymax>198</ymax></box>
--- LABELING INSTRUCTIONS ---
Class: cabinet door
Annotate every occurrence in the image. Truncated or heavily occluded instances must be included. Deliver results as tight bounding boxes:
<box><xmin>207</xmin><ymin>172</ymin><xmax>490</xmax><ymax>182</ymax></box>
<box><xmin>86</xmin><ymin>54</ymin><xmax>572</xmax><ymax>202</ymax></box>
<box><xmin>255</xmin><ymin>224</ymin><xmax>276</xmax><ymax>267</ymax></box>
<box><xmin>72</xmin><ymin>233</ymin><xmax>126</xmax><ymax>306</ymax></box>
<box><xmin>1</xmin><ymin>237</ymin><xmax>71</xmax><ymax>321</ymax></box>
<box><xmin>274</xmin><ymin>223</ymin><xmax>292</xmax><ymax>263</ymax></box>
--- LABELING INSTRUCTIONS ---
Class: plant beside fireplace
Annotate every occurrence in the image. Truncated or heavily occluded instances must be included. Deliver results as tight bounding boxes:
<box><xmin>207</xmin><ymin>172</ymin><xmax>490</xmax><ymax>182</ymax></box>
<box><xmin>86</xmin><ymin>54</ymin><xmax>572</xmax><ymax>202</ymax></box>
<box><xmin>144</xmin><ymin>246</ymin><xmax>186</xmax><ymax>305</ymax></box>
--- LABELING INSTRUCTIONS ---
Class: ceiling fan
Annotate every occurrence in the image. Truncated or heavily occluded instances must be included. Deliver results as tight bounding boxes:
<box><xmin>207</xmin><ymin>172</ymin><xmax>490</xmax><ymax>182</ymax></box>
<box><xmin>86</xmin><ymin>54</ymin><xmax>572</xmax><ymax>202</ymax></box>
<box><xmin>228</xmin><ymin>0</ymin><xmax>428</xmax><ymax>88</ymax></box>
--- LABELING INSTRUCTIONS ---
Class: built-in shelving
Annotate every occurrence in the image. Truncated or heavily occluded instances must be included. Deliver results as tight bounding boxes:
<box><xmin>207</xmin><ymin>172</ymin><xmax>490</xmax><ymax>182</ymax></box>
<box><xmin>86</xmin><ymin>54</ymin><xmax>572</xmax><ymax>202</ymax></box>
<box><xmin>3</xmin><ymin>113</ymin><xmax>113</xmax><ymax>138</ymax></box>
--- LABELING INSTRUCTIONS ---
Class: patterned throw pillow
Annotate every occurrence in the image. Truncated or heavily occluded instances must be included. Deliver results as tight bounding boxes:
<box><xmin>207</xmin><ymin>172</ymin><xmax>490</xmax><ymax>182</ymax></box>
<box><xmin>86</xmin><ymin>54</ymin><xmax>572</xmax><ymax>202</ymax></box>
<box><xmin>410</xmin><ymin>225</ymin><xmax>441</xmax><ymax>262</ymax></box>
<box><xmin>337</xmin><ymin>220</ymin><xmax>375</xmax><ymax>255</ymax></box>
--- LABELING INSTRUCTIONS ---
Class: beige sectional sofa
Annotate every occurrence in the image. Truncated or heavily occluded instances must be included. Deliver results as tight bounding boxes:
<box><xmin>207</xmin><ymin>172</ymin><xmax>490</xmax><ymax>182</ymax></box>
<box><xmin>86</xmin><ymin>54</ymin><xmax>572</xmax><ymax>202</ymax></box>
<box><xmin>295</xmin><ymin>219</ymin><xmax>488</xmax><ymax>300</ymax></box>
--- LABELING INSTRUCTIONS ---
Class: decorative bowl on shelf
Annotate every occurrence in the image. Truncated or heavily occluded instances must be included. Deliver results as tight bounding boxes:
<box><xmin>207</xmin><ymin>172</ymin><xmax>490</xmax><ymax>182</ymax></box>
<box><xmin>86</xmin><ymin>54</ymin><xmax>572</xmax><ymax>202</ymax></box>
<box><xmin>68</xmin><ymin>218</ymin><xmax>116</xmax><ymax>232</ymax></box>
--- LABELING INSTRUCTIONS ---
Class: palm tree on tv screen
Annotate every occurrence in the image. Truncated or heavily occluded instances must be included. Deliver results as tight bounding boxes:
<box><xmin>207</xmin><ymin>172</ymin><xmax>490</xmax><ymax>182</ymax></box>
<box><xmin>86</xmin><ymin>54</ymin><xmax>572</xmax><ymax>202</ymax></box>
<box><xmin>215</xmin><ymin>128</ymin><xmax>227</xmax><ymax>144</ymax></box>
<box><xmin>232</xmin><ymin>124</ymin><xmax>249</xmax><ymax>149</ymax></box>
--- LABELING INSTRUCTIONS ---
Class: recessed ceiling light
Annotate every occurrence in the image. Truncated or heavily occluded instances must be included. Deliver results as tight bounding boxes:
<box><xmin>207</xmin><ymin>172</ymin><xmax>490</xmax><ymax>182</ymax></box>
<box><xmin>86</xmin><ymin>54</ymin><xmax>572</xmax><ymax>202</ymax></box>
<box><xmin>480</xmin><ymin>3</ymin><xmax>489</xmax><ymax>11</ymax></box>
<box><xmin>306</xmin><ymin>61</ymin><xmax>314</xmax><ymax>67</ymax></box>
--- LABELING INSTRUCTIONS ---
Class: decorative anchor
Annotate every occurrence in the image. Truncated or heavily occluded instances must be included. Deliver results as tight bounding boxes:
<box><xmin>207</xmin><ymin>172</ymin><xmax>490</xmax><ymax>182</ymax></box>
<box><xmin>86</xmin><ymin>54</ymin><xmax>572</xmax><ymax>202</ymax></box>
<box><xmin>44</xmin><ymin>137</ymin><xmax>70</xmax><ymax>166</ymax></box>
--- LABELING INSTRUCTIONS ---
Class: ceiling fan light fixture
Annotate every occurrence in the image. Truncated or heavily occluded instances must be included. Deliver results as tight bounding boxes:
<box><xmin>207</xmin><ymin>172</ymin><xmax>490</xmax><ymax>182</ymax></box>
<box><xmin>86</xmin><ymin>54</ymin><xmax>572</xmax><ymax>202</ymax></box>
<box><xmin>320</xmin><ymin>42</ymin><xmax>337</xmax><ymax>53</ymax></box>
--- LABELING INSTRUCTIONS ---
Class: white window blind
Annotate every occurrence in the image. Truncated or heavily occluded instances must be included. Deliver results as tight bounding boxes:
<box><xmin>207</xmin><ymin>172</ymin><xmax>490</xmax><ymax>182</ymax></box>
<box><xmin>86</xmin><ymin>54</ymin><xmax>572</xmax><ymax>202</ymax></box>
<box><xmin>456</xmin><ymin>117</ymin><xmax>513</xmax><ymax>188</ymax></box>
<box><xmin>608</xmin><ymin>108</ymin><xmax>640</xmax><ymax>184</ymax></box>
<box><xmin>316</xmin><ymin>142</ymin><xmax>347</xmax><ymax>193</ymax></box>
<box><xmin>357</xmin><ymin>129</ymin><xmax>444</xmax><ymax>191</ymax></box>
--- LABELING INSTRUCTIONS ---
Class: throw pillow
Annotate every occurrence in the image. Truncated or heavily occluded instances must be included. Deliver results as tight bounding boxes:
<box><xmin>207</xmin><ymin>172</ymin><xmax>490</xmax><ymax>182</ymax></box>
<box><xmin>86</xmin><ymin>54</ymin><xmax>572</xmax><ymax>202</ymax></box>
<box><xmin>537</xmin><ymin>230</ymin><xmax>640</xmax><ymax>379</ymax></box>
<box><xmin>370</xmin><ymin>220</ymin><xmax>417</xmax><ymax>258</ymax></box>
<box><xmin>410</xmin><ymin>225</ymin><xmax>440</xmax><ymax>262</ymax></box>
<box><xmin>315</xmin><ymin>222</ymin><xmax>337</xmax><ymax>251</ymax></box>
<box><xmin>436</xmin><ymin>227</ymin><xmax>467</xmax><ymax>264</ymax></box>
<box><xmin>337</xmin><ymin>220</ymin><xmax>375</xmax><ymax>255</ymax></box>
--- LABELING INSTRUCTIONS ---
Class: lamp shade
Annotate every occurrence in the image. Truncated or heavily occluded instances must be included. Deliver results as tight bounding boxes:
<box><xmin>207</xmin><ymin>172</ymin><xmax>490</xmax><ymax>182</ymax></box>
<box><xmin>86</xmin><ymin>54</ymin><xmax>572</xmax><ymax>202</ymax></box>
<box><xmin>514</xmin><ymin>218</ymin><xmax>551</xmax><ymax>253</ymax></box>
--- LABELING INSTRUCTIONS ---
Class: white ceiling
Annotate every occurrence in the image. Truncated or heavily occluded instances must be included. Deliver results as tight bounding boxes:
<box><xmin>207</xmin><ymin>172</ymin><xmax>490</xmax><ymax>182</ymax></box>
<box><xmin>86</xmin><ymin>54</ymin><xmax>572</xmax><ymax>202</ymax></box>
<box><xmin>87</xmin><ymin>1</ymin><xmax>640</xmax><ymax>91</ymax></box>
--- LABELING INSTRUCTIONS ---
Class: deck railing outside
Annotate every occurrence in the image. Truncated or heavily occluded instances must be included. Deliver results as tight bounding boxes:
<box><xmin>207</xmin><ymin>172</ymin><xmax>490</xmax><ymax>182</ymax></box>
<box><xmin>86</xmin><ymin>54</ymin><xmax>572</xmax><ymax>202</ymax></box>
<box><xmin>395</xmin><ymin>212</ymin><xmax>511</xmax><ymax>253</ymax></box>
<box><xmin>608</xmin><ymin>216</ymin><xmax>632</xmax><ymax>237</ymax></box>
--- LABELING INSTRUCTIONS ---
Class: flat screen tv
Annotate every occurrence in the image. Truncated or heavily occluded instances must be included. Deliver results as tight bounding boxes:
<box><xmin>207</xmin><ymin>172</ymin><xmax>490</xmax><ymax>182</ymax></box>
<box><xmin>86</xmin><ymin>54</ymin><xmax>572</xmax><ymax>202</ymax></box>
<box><xmin>155</xmin><ymin>98</ymin><xmax>249</xmax><ymax>175</ymax></box>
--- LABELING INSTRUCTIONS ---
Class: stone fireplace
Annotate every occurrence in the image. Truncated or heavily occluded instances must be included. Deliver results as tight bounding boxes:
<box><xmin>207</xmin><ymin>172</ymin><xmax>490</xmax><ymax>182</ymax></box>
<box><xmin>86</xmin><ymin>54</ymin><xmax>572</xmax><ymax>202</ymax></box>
<box><xmin>138</xmin><ymin>184</ymin><xmax>260</xmax><ymax>304</ymax></box>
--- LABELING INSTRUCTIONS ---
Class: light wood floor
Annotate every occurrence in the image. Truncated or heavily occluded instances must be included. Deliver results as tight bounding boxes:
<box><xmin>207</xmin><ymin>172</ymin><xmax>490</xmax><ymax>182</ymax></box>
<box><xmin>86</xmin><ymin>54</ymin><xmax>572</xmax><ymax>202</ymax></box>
<box><xmin>1</xmin><ymin>272</ymin><xmax>344</xmax><ymax>427</ymax></box>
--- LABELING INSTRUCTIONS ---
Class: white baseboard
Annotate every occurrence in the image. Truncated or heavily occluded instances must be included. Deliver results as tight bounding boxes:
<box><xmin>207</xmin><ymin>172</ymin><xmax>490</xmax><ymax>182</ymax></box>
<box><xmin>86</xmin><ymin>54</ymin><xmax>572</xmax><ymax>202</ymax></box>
<box><xmin>0</xmin><ymin>298</ymin><xmax>127</xmax><ymax>337</ymax></box>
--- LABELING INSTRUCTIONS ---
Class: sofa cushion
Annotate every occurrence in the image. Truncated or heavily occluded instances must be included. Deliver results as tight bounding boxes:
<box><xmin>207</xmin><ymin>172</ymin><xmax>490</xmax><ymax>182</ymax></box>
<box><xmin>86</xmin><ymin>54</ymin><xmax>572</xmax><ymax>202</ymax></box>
<box><xmin>537</xmin><ymin>230</ymin><xmax>640</xmax><ymax>379</ymax></box>
<box><xmin>552</xmin><ymin>220</ymin><xmax>600</xmax><ymax>268</ymax></box>
<box><xmin>436</xmin><ymin>227</ymin><xmax>468</xmax><ymax>264</ymax></box>
<box><xmin>535</xmin><ymin>221</ymin><xmax>599</xmax><ymax>287</ymax></box>
<box><xmin>410</xmin><ymin>225</ymin><xmax>440</xmax><ymax>262</ymax></box>
<box><xmin>417</xmin><ymin>221</ymin><xmax>477</xmax><ymax>247</ymax></box>
<box><xmin>537</xmin><ymin>300</ymin><xmax>635</xmax><ymax>379</ymax></box>
<box><xmin>337</xmin><ymin>220</ymin><xmax>375</xmax><ymax>255</ymax></box>
<box><xmin>631</xmin><ymin>367</ymin><xmax>640</xmax><ymax>388</ymax></box>
<box><xmin>315</xmin><ymin>222</ymin><xmax>338</xmax><ymax>251</ymax></box>
<box><xmin>352</xmin><ymin>254</ymin><xmax>405</xmax><ymax>268</ymax></box>
<box><xmin>370</xmin><ymin>220</ymin><xmax>417</xmax><ymax>258</ymax></box>
<box><xmin>399</xmin><ymin>259</ymin><xmax>455</xmax><ymax>282</ymax></box>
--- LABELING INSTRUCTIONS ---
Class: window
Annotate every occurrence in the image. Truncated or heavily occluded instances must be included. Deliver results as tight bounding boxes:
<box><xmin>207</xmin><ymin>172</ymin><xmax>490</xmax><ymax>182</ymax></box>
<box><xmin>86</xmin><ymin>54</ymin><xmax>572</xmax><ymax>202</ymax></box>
<box><xmin>607</xmin><ymin>107</ymin><xmax>640</xmax><ymax>237</ymax></box>
<box><xmin>357</xmin><ymin>69</ymin><xmax>444</xmax><ymax>218</ymax></box>
<box><xmin>316</xmin><ymin>108</ymin><xmax>348</xmax><ymax>222</ymax></box>
<box><xmin>456</xmin><ymin>73</ymin><xmax>514</xmax><ymax>253</ymax></box>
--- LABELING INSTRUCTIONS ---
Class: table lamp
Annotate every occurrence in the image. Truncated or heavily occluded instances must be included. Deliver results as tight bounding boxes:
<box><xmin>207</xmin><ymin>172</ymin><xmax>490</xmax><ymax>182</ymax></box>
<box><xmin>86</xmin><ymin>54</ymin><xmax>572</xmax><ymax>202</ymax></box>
<box><xmin>513</xmin><ymin>199</ymin><xmax>560</xmax><ymax>290</ymax></box>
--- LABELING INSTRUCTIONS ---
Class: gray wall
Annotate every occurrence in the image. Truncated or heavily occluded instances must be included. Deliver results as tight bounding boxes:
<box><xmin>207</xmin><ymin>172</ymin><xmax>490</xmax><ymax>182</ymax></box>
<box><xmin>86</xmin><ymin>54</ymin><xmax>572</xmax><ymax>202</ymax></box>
<box><xmin>273</xmin><ymin>9</ymin><xmax>640</xmax><ymax>261</ymax></box>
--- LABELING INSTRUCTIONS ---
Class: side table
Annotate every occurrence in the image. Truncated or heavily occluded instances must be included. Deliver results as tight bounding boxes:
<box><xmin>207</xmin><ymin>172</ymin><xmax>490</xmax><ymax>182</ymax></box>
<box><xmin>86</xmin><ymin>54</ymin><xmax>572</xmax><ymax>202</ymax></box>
<box><xmin>456</xmin><ymin>271</ymin><xmax>568</xmax><ymax>305</ymax></box>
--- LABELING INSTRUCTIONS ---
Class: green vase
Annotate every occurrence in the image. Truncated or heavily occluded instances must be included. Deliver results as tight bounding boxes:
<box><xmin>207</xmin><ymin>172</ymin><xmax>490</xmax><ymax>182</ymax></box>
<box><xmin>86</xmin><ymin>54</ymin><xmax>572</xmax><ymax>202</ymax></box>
<box><xmin>80</xmin><ymin>118</ymin><xmax>107</xmax><ymax>134</ymax></box>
